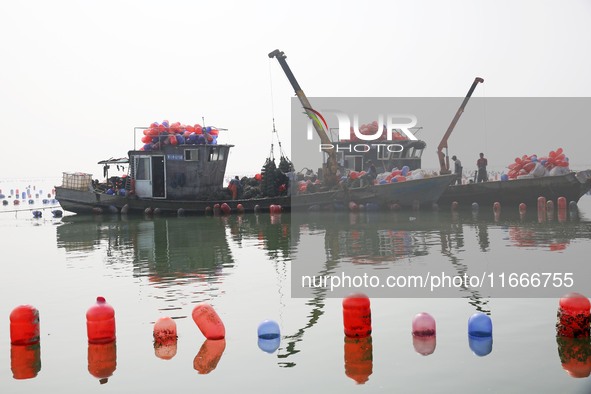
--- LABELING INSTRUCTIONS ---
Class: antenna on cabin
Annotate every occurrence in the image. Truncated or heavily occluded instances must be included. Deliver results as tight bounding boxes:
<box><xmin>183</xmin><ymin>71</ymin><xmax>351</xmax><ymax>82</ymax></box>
<box><xmin>202</xmin><ymin>116</ymin><xmax>205</xmax><ymax>127</ymax></box>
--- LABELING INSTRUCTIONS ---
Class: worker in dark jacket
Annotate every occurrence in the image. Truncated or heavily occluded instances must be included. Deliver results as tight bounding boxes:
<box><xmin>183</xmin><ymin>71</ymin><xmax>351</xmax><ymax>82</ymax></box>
<box><xmin>477</xmin><ymin>153</ymin><xmax>488</xmax><ymax>182</ymax></box>
<box><xmin>451</xmin><ymin>155</ymin><xmax>462</xmax><ymax>185</ymax></box>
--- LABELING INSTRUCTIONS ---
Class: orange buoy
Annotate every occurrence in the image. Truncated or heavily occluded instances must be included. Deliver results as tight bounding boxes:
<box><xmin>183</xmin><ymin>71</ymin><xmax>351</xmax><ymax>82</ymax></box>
<box><xmin>11</xmin><ymin>343</ymin><xmax>41</xmax><ymax>380</ymax></box>
<box><xmin>193</xmin><ymin>339</ymin><xmax>226</xmax><ymax>374</ymax></box>
<box><xmin>10</xmin><ymin>305</ymin><xmax>40</xmax><ymax>346</ymax></box>
<box><xmin>343</xmin><ymin>294</ymin><xmax>372</xmax><ymax>338</ymax></box>
<box><xmin>88</xmin><ymin>341</ymin><xmax>117</xmax><ymax>384</ymax></box>
<box><xmin>344</xmin><ymin>336</ymin><xmax>373</xmax><ymax>384</ymax></box>
<box><xmin>86</xmin><ymin>297</ymin><xmax>116</xmax><ymax>344</ymax></box>
<box><xmin>192</xmin><ymin>304</ymin><xmax>225</xmax><ymax>340</ymax></box>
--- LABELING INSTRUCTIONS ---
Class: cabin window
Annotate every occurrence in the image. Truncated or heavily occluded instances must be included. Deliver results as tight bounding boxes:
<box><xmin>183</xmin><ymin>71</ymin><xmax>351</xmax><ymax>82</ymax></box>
<box><xmin>135</xmin><ymin>157</ymin><xmax>151</xmax><ymax>180</ymax></box>
<box><xmin>208</xmin><ymin>147</ymin><xmax>225</xmax><ymax>162</ymax></box>
<box><xmin>185</xmin><ymin>149</ymin><xmax>200</xmax><ymax>161</ymax></box>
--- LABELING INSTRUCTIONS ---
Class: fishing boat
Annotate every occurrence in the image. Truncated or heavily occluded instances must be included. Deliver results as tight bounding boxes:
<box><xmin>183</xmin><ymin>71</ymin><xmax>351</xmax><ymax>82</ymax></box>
<box><xmin>431</xmin><ymin>77</ymin><xmax>591</xmax><ymax>208</ymax></box>
<box><xmin>438</xmin><ymin>170</ymin><xmax>591</xmax><ymax>208</ymax></box>
<box><xmin>55</xmin><ymin>141</ymin><xmax>454</xmax><ymax>215</ymax></box>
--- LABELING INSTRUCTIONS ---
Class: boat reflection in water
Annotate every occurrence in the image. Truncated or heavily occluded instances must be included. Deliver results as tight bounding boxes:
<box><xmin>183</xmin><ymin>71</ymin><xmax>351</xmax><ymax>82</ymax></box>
<box><xmin>54</xmin><ymin>203</ymin><xmax>591</xmax><ymax>370</ymax></box>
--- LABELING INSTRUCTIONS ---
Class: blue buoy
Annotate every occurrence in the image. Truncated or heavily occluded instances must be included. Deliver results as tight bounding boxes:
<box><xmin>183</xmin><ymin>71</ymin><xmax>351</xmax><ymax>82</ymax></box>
<box><xmin>258</xmin><ymin>337</ymin><xmax>281</xmax><ymax>353</ymax></box>
<box><xmin>106</xmin><ymin>189</ymin><xmax>114</xmax><ymax>195</ymax></box>
<box><xmin>32</xmin><ymin>210</ymin><xmax>42</xmax><ymax>218</ymax></box>
<box><xmin>257</xmin><ymin>320</ymin><xmax>280</xmax><ymax>339</ymax></box>
<box><xmin>468</xmin><ymin>312</ymin><xmax>493</xmax><ymax>337</ymax></box>
<box><xmin>500</xmin><ymin>174</ymin><xmax>509</xmax><ymax>181</ymax></box>
<box><xmin>469</xmin><ymin>334</ymin><xmax>493</xmax><ymax>357</ymax></box>
<box><xmin>401</xmin><ymin>166</ymin><xmax>410</xmax><ymax>176</ymax></box>
<box><xmin>52</xmin><ymin>210</ymin><xmax>63</xmax><ymax>218</ymax></box>
<box><xmin>257</xmin><ymin>320</ymin><xmax>280</xmax><ymax>353</ymax></box>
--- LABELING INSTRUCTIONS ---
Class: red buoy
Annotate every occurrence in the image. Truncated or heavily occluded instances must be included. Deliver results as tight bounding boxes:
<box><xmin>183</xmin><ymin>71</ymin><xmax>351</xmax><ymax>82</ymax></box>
<box><xmin>213</xmin><ymin>203</ymin><xmax>221</xmax><ymax>216</ymax></box>
<box><xmin>10</xmin><ymin>305</ymin><xmax>40</xmax><ymax>346</ymax></box>
<box><xmin>537</xmin><ymin>196</ymin><xmax>547</xmax><ymax>211</ymax></box>
<box><xmin>192</xmin><ymin>304</ymin><xmax>225</xmax><ymax>340</ymax></box>
<box><xmin>88</xmin><ymin>342</ymin><xmax>117</xmax><ymax>384</ymax></box>
<box><xmin>86</xmin><ymin>297</ymin><xmax>116</xmax><ymax>344</ymax></box>
<box><xmin>343</xmin><ymin>294</ymin><xmax>372</xmax><ymax>338</ymax></box>
<box><xmin>557</xmin><ymin>293</ymin><xmax>591</xmax><ymax>338</ymax></box>
<box><xmin>558</xmin><ymin>196</ymin><xmax>567</xmax><ymax>210</ymax></box>
<box><xmin>220</xmin><ymin>203</ymin><xmax>231</xmax><ymax>215</ymax></box>
<box><xmin>11</xmin><ymin>343</ymin><xmax>41</xmax><ymax>380</ymax></box>
<box><xmin>344</xmin><ymin>336</ymin><xmax>373</xmax><ymax>384</ymax></box>
<box><xmin>236</xmin><ymin>204</ymin><xmax>244</xmax><ymax>214</ymax></box>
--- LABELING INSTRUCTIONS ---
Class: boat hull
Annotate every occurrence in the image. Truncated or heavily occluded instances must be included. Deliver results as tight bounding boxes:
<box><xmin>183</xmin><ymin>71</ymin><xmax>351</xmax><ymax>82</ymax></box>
<box><xmin>437</xmin><ymin>170</ymin><xmax>591</xmax><ymax>208</ymax></box>
<box><xmin>56</xmin><ymin>174</ymin><xmax>455</xmax><ymax>215</ymax></box>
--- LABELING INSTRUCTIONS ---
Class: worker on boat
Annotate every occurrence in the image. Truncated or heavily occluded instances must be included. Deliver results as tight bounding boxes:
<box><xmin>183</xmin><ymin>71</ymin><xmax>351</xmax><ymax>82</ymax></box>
<box><xmin>451</xmin><ymin>155</ymin><xmax>463</xmax><ymax>185</ymax></box>
<box><xmin>477</xmin><ymin>153</ymin><xmax>488</xmax><ymax>182</ymax></box>
<box><xmin>361</xmin><ymin>160</ymin><xmax>377</xmax><ymax>186</ymax></box>
<box><xmin>228</xmin><ymin>176</ymin><xmax>242</xmax><ymax>200</ymax></box>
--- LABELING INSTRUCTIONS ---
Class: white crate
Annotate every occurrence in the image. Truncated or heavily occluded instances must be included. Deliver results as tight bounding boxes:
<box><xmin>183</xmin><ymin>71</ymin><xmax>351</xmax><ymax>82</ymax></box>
<box><xmin>62</xmin><ymin>172</ymin><xmax>93</xmax><ymax>191</ymax></box>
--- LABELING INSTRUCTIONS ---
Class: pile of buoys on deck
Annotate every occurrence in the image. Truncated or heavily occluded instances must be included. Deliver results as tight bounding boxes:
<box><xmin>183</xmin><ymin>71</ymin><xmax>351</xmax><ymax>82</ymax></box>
<box><xmin>140</xmin><ymin>120</ymin><xmax>221</xmax><ymax>151</ymax></box>
<box><xmin>505</xmin><ymin>148</ymin><xmax>570</xmax><ymax>180</ymax></box>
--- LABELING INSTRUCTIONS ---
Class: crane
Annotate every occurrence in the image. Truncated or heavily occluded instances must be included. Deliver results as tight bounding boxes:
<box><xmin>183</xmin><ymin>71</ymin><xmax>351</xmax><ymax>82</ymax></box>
<box><xmin>437</xmin><ymin>77</ymin><xmax>484</xmax><ymax>175</ymax></box>
<box><xmin>268</xmin><ymin>49</ymin><xmax>339</xmax><ymax>187</ymax></box>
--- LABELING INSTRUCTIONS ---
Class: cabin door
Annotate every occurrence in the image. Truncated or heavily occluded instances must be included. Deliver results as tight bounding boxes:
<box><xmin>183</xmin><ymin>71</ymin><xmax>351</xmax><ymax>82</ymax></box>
<box><xmin>134</xmin><ymin>155</ymin><xmax>166</xmax><ymax>198</ymax></box>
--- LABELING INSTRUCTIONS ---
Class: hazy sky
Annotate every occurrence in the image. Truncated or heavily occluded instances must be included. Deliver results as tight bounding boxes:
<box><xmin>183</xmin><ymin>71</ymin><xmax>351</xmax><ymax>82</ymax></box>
<box><xmin>1</xmin><ymin>0</ymin><xmax>590</xmax><ymax>183</ymax></box>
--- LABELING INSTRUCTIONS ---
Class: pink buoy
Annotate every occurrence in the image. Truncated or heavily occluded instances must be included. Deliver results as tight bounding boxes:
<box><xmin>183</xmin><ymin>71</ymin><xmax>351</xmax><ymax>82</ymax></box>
<box><xmin>213</xmin><ymin>203</ymin><xmax>221</xmax><ymax>216</ymax></box>
<box><xmin>153</xmin><ymin>317</ymin><xmax>178</xmax><ymax>360</ymax></box>
<box><xmin>348</xmin><ymin>201</ymin><xmax>358</xmax><ymax>212</ymax></box>
<box><xmin>519</xmin><ymin>203</ymin><xmax>527</xmax><ymax>215</ymax></box>
<box><xmin>556</xmin><ymin>293</ymin><xmax>591</xmax><ymax>338</ymax></box>
<box><xmin>192</xmin><ymin>304</ymin><xmax>225</xmax><ymax>340</ymax></box>
<box><xmin>537</xmin><ymin>196</ymin><xmax>547</xmax><ymax>211</ymax></box>
<box><xmin>153</xmin><ymin>317</ymin><xmax>177</xmax><ymax>345</ymax></box>
<box><xmin>493</xmin><ymin>202</ymin><xmax>501</xmax><ymax>214</ymax></box>
<box><xmin>412</xmin><ymin>312</ymin><xmax>436</xmax><ymax>336</ymax></box>
<box><xmin>220</xmin><ymin>203</ymin><xmax>231</xmax><ymax>215</ymax></box>
<box><xmin>343</xmin><ymin>294</ymin><xmax>372</xmax><ymax>338</ymax></box>
<box><xmin>412</xmin><ymin>312</ymin><xmax>436</xmax><ymax>356</ymax></box>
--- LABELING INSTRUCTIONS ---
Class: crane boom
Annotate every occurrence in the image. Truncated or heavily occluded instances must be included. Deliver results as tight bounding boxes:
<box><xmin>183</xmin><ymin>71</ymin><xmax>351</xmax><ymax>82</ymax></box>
<box><xmin>437</xmin><ymin>77</ymin><xmax>484</xmax><ymax>175</ymax></box>
<box><xmin>268</xmin><ymin>49</ymin><xmax>339</xmax><ymax>187</ymax></box>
